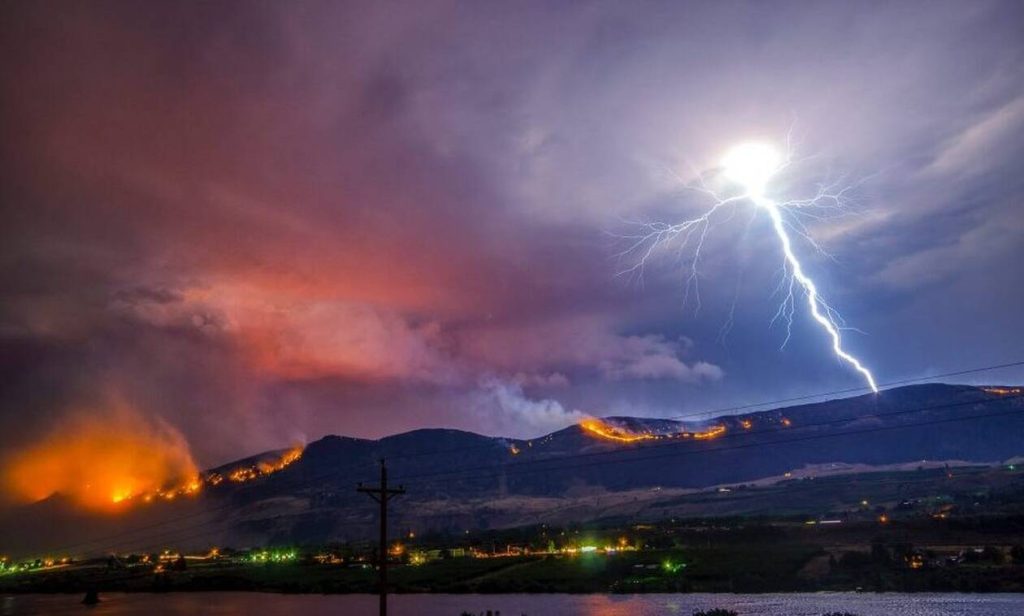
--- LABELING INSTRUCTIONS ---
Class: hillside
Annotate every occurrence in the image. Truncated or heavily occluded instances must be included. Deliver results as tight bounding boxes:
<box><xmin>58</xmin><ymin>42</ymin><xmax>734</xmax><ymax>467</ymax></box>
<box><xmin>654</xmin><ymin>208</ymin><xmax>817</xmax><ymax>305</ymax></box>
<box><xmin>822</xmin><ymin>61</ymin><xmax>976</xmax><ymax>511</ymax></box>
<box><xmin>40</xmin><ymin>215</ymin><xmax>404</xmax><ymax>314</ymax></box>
<box><xmin>2</xmin><ymin>383</ymin><xmax>1022</xmax><ymax>557</ymax></box>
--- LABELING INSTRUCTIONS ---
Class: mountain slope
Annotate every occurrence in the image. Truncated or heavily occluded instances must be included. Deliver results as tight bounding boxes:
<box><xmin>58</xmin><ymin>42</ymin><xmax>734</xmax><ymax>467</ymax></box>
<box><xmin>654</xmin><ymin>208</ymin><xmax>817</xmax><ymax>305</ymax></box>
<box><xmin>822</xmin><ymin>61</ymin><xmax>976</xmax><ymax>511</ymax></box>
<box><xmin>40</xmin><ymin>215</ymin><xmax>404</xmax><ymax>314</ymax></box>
<box><xmin>2</xmin><ymin>383</ymin><xmax>1022</xmax><ymax>557</ymax></box>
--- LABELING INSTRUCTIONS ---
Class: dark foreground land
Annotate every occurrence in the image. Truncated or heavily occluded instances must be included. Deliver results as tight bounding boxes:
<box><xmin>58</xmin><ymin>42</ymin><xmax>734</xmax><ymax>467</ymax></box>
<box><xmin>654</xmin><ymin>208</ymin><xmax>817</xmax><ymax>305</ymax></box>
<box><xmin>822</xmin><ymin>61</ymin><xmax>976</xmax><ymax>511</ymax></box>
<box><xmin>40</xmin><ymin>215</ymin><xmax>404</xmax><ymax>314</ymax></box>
<box><xmin>3</xmin><ymin>515</ymin><xmax>1023</xmax><ymax>594</ymax></box>
<box><xmin>5</xmin><ymin>465</ymin><xmax>1024</xmax><ymax>594</ymax></box>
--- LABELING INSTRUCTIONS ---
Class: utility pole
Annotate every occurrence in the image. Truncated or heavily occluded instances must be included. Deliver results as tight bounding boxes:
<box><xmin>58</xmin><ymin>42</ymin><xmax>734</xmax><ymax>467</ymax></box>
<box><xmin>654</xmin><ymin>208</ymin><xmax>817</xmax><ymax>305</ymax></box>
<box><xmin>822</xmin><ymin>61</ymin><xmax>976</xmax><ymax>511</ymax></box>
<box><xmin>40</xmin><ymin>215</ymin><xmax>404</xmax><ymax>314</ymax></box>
<box><xmin>357</xmin><ymin>459</ymin><xmax>405</xmax><ymax>616</ymax></box>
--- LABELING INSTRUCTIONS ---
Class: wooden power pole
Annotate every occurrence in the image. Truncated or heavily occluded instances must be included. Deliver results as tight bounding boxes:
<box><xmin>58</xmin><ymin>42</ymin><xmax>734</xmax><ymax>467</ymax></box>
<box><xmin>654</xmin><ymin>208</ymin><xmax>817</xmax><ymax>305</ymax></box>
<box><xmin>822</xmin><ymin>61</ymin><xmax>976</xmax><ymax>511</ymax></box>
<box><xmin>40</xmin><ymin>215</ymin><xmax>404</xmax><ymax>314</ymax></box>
<box><xmin>357</xmin><ymin>459</ymin><xmax>405</xmax><ymax>616</ymax></box>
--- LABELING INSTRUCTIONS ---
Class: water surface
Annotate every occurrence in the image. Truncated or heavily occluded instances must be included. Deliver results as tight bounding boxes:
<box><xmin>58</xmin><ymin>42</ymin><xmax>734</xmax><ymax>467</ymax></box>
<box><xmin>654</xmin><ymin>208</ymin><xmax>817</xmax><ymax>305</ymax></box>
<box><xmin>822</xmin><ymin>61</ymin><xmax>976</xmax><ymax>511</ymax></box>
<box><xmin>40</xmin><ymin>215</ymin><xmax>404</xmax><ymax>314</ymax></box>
<box><xmin>3</xmin><ymin>592</ymin><xmax>1023</xmax><ymax>616</ymax></box>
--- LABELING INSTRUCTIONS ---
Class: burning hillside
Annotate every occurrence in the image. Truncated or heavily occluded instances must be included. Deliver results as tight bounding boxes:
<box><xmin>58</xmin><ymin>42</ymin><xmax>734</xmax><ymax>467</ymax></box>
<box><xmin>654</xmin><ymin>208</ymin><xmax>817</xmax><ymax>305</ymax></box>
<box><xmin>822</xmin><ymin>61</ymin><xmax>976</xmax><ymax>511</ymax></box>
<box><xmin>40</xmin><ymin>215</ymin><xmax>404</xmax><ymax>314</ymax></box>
<box><xmin>204</xmin><ymin>446</ymin><xmax>304</xmax><ymax>486</ymax></box>
<box><xmin>109</xmin><ymin>445</ymin><xmax>305</xmax><ymax>507</ymax></box>
<box><xmin>579</xmin><ymin>417</ymin><xmax>726</xmax><ymax>443</ymax></box>
<box><xmin>2</xmin><ymin>406</ymin><xmax>198</xmax><ymax>512</ymax></box>
<box><xmin>983</xmin><ymin>387</ymin><xmax>1023</xmax><ymax>396</ymax></box>
<box><xmin>2</xmin><ymin>402</ymin><xmax>305</xmax><ymax>512</ymax></box>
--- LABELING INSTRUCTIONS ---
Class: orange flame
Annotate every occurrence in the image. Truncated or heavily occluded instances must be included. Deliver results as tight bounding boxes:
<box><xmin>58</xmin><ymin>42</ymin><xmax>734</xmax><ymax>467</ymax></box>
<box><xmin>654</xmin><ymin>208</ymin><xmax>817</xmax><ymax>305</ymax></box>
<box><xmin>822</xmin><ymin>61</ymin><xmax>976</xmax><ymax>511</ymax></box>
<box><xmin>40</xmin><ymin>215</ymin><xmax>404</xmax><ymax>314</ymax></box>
<box><xmin>113</xmin><ymin>445</ymin><xmax>304</xmax><ymax>508</ymax></box>
<box><xmin>223</xmin><ymin>446</ymin><xmax>303</xmax><ymax>484</ymax></box>
<box><xmin>983</xmin><ymin>387</ymin><xmax>1022</xmax><ymax>396</ymax></box>
<box><xmin>691</xmin><ymin>425</ymin><xmax>726</xmax><ymax>440</ymax></box>
<box><xmin>579</xmin><ymin>418</ymin><xmax>660</xmax><ymax>443</ymax></box>
<box><xmin>579</xmin><ymin>418</ymin><xmax>726</xmax><ymax>443</ymax></box>
<box><xmin>3</xmin><ymin>404</ymin><xmax>198</xmax><ymax>512</ymax></box>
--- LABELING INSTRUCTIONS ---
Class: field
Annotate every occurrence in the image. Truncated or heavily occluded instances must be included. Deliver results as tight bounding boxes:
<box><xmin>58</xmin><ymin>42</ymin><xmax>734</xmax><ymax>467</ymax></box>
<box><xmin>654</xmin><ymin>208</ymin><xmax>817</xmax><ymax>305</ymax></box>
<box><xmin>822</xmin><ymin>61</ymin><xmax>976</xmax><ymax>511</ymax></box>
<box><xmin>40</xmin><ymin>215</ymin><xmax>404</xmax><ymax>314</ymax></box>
<box><xmin>4</xmin><ymin>465</ymin><xmax>1023</xmax><ymax>594</ymax></box>
<box><xmin>3</xmin><ymin>519</ymin><xmax>1022</xmax><ymax>594</ymax></box>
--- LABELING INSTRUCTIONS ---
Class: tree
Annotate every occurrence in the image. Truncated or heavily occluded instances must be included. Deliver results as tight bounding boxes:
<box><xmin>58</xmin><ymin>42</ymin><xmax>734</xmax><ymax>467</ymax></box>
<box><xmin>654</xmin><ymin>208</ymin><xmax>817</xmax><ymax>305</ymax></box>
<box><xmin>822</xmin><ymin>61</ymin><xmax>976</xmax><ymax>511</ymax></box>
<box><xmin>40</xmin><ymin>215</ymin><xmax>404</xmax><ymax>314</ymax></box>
<box><xmin>870</xmin><ymin>542</ymin><xmax>891</xmax><ymax>565</ymax></box>
<box><xmin>1010</xmin><ymin>545</ymin><xmax>1024</xmax><ymax>565</ymax></box>
<box><xmin>980</xmin><ymin>546</ymin><xmax>1004</xmax><ymax>564</ymax></box>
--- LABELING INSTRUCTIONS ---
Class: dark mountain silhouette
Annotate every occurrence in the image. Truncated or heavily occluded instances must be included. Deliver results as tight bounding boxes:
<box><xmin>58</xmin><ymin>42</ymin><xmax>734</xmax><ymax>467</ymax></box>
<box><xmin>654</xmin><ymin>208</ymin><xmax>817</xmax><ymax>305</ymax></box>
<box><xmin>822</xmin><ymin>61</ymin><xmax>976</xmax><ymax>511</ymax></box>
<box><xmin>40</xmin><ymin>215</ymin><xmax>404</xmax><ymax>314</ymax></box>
<box><xmin>2</xmin><ymin>383</ymin><xmax>1022</xmax><ymax>557</ymax></box>
<box><xmin>281</xmin><ymin>383</ymin><xmax>1023</xmax><ymax>496</ymax></box>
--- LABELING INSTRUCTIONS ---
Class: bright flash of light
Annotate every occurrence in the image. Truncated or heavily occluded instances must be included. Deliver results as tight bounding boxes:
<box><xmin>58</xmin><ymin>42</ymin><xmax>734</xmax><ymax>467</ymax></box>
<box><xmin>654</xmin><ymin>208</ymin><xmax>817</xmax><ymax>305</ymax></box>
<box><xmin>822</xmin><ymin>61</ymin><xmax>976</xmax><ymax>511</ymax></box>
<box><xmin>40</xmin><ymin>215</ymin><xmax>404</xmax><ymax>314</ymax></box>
<box><xmin>619</xmin><ymin>140</ymin><xmax>879</xmax><ymax>393</ymax></box>
<box><xmin>721</xmin><ymin>143</ymin><xmax>782</xmax><ymax>197</ymax></box>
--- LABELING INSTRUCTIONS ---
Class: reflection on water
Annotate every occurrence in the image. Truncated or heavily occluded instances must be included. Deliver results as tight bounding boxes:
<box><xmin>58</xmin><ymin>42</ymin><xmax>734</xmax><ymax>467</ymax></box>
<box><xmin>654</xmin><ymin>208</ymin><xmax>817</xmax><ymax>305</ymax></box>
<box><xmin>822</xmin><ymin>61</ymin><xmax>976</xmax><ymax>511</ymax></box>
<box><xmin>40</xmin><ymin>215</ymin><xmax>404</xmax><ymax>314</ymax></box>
<box><xmin>3</xmin><ymin>592</ymin><xmax>1024</xmax><ymax>616</ymax></box>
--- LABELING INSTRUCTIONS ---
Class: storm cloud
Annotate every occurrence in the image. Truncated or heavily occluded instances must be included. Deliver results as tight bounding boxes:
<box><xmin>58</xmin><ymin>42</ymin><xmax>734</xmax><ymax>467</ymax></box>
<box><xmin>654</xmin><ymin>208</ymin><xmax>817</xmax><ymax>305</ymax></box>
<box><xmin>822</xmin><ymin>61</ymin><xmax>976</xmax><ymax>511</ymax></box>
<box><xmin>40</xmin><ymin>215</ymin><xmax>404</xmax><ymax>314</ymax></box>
<box><xmin>1</xmin><ymin>0</ymin><xmax>1022</xmax><ymax>470</ymax></box>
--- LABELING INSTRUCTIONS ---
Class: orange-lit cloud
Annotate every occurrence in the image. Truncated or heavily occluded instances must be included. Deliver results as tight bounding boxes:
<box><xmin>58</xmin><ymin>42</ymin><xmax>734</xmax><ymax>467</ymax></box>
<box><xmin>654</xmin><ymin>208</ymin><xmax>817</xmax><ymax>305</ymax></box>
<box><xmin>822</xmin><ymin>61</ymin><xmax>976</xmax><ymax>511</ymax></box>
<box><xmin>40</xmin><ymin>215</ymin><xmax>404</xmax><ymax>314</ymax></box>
<box><xmin>112</xmin><ymin>282</ymin><xmax>457</xmax><ymax>383</ymax></box>
<box><xmin>3</xmin><ymin>402</ymin><xmax>197</xmax><ymax>512</ymax></box>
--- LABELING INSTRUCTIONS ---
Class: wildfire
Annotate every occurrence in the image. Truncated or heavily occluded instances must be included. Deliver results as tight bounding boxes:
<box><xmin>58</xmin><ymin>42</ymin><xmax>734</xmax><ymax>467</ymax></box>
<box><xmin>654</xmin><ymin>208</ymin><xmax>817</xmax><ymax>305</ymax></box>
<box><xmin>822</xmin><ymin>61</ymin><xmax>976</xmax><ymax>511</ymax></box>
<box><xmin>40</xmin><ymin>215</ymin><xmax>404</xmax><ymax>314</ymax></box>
<box><xmin>983</xmin><ymin>387</ymin><xmax>1022</xmax><ymax>396</ymax></box>
<box><xmin>3</xmin><ymin>403</ymin><xmax>304</xmax><ymax>513</ymax></box>
<box><xmin>3</xmin><ymin>404</ymin><xmax>198</xmax><ymax>512</ymax></box>
<box><xmin>579</xmin><ymin>418</ymin><xmax>661</xmax><ymax>443</ymax></box>
<box><xmin>691</xmin><ymin>425</ymin><xmax>726</xmax><ymax>440</ymax></box>
<box><xmin>104</xmin><ymin>445</ymin><xmax>303</xmax><ymax>506</ymax></box>
<box><xmin>579</xmin><ymin>418</ymin><xmax>726</xmax><ymax>443</ymax></box>
<box><xmin>115</xmin><ymin>475</ymin><xmax>205</xmax><ymax>506</ymax></box>
<box><xmin>221</xmin><ymin>446</ymin><xmax>304</xmax><ymax>484</ymax></box>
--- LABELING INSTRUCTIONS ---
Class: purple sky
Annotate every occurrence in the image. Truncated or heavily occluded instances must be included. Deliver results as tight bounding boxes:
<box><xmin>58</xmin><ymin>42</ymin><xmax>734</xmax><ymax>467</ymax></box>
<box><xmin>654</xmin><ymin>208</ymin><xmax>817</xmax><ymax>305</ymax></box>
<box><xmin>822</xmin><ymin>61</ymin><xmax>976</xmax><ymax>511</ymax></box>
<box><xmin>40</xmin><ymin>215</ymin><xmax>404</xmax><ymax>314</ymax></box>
<box><xmin>2</xmin><ymin>0</ymin><xmax>1023</xmax><ymax>470</ymax></box>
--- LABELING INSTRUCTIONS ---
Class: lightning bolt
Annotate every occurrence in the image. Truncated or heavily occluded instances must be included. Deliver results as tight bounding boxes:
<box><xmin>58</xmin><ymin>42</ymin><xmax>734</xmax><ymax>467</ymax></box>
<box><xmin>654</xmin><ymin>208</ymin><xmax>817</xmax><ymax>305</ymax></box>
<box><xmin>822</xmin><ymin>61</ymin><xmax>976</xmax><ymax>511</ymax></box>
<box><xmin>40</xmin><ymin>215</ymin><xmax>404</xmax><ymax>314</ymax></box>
<box><xmin>618</xmin><ymin>142</ymin><xmax>879</xmax><ymax>393</ymax></box>
<box><xmin>756</xmin><ymin>193</ymin><xmax>878</xmax><ymax>392</ymax></box>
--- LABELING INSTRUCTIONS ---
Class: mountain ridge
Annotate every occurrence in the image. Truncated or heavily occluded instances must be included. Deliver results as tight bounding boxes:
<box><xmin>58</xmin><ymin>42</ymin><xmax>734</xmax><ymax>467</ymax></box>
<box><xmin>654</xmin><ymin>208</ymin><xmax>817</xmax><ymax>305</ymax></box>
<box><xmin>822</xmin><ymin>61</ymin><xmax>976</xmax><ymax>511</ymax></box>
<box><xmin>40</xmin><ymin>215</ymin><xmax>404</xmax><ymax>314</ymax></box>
<box><xmin>2</xmin><ymin>383</ymin><xmax>1022</xmax><ymax>557</ymax></box>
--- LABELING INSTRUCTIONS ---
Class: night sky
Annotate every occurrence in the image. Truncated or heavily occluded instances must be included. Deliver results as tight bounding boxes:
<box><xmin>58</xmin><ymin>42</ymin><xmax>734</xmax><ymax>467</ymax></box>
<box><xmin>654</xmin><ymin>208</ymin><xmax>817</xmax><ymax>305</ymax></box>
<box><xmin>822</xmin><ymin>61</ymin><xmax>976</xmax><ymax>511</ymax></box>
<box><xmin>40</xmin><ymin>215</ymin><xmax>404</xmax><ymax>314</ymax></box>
<box><xmin>2</xmin><ymin>1</ymin><xmax>1023</xmax><ymax>473</ymax></box>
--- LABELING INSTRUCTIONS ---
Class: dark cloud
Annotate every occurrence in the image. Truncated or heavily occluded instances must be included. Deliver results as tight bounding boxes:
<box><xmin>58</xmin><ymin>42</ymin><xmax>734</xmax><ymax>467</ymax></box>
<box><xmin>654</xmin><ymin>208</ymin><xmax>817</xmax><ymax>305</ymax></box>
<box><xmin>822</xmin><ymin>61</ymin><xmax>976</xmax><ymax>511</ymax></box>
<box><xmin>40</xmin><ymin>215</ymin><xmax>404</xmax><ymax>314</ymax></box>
<box><xmin>1</xmin><ymin>0</ymin><xmax>1022</xmax><ymax>471</ymax></box>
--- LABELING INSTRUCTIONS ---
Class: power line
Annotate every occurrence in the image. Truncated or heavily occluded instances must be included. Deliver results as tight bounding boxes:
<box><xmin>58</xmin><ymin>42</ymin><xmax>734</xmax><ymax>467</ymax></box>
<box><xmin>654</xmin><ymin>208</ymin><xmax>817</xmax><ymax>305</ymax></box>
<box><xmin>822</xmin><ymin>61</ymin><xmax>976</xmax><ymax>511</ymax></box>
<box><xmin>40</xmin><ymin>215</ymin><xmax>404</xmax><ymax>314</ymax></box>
<box><xmin>81</xmin><ymin>468</ymin><xmax>997</xmax><ymax>570</ymax></box>
<box><xmin>357</xmin><ymin>459</ymin><xmax>405</xmax><ymax>616</ymax></box>
<box><xmin>660</xmin><ymin>359</ymin><xmax>1024</xmax><ymax>421</ymax></box>
<box><xmin>162</xmin><ymin>359</ymin><xmax>1021</xmax><ymax>487</ymax></box>
<box><xmin>322</xmin><ymin>360</ymin><xmax>1024</xmax><ymax>469</ymax></box>
<box><xmin>422</xmin><ymin>404</ymin><xmax>1022</xmax><ymax>486</ymax></box>
<box><xmin>386</xmin><ymin>392</ymin><xmax>1024</xmax><ymax>484</ymax></box>
<box><xmin>14</xmin><ymin>359</ymin><xmax>1023</xmax><ymax>557</ymax></box>
<box><xmin>29</xmin><ymin>388</ymin><xmax>1024</xmax><ymax>557</ymax></box>
<box><xmin>30</xmin><ymin>391</ymin><xmax>1023</xmax><ymax>559</ymax></box>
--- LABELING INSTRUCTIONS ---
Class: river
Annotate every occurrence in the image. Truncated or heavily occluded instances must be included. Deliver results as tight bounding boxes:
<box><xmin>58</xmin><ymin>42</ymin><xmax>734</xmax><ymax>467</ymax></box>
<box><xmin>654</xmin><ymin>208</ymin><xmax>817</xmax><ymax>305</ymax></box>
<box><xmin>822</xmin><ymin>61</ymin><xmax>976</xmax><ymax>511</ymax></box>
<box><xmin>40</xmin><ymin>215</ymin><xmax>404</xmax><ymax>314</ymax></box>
<box><xmin>3</xmin><ymin>592</ymin><xmax>1023</xmax><ymax>615</ymax></box>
